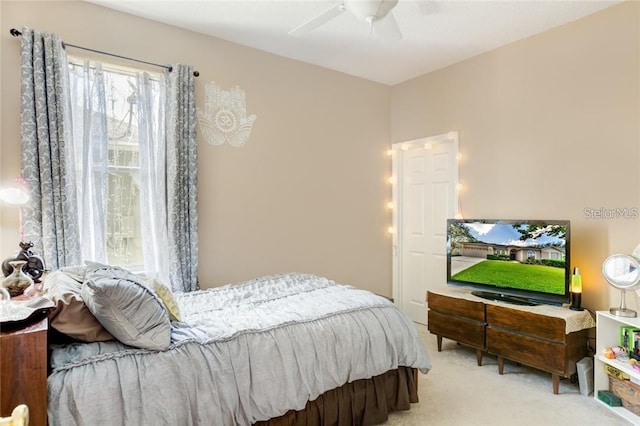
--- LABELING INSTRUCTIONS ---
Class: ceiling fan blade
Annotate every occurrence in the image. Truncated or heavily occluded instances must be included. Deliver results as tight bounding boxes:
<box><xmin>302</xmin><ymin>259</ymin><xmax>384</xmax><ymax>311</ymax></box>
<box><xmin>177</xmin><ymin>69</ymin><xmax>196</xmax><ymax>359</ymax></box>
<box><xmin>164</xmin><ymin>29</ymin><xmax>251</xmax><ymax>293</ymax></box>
<box><xmin>372</xmin><ymin>10</ymin><xmax>402</xmax><ymax>41</ymax></box>
<box><xmin>289</xmin><ymin>3</ymin><xmax>346</xmax><ymax>36</ymax></box>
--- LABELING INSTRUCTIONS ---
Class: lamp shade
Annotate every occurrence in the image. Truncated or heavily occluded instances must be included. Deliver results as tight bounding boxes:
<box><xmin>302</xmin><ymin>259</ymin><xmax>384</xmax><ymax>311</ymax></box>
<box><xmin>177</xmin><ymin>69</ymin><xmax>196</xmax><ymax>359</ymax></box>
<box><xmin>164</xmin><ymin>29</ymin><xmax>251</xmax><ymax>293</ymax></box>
<box><xmin>0</xmin><ymin>187</ymin><xmax>29</xmax><ymax>205</ymax></box>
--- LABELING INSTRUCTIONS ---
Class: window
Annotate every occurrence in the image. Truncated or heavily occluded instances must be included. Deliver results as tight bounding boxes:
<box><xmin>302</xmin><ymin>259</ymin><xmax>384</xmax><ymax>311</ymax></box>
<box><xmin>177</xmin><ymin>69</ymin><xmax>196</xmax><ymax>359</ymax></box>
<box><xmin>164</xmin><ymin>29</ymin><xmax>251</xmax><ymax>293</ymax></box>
<box><xmin>549</xmin><ymin>252</ymin><xmax>560</xmax><ymax>260</ymax></box>
<box><xmin>68</xmin><ymin>60</ymin><xmax>163</xmax><ymax>271</ymax></box>
<box><xmin>21</xmin><ymin>32</ymin><xmax>196</xmax><ymax>290</ymax></box>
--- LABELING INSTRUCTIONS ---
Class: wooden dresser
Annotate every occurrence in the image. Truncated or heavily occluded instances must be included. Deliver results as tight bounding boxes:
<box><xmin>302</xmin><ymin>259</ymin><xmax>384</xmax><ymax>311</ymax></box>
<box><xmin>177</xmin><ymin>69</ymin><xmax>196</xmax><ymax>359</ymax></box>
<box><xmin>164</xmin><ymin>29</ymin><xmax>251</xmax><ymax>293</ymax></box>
<box><xmin>427</xmin><ymin>287</ymin><xmax>594</xmax><ymax>394</ymax></box>
<box><xmin>1</xmin><ymin>317</ymin><xmax>49</xmax><ymax>426</ymax></box>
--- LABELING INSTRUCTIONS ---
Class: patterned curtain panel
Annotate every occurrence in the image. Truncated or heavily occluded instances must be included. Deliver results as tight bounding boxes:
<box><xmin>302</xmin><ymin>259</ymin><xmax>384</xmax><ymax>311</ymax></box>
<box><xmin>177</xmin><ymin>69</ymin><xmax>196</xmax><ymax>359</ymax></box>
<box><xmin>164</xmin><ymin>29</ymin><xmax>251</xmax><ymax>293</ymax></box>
<box><xmin>19</xmin><ymin>27</ymin><xmax>81</xmax><ymax>270</ymax></box>
<box><xmin>166</xmin><ymin>64</ymin><xmax>199</xmax><ymax>292</ymax></box>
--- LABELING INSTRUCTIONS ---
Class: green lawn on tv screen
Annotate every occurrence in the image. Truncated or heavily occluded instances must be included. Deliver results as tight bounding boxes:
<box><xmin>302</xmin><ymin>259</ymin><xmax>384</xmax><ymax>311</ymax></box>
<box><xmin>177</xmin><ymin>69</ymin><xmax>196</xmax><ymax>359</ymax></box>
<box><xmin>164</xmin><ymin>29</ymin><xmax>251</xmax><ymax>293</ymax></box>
<box><xmin>451</xmin><ymin>260</ymin><xmax>565</xmax><ymax>295</ymax></box>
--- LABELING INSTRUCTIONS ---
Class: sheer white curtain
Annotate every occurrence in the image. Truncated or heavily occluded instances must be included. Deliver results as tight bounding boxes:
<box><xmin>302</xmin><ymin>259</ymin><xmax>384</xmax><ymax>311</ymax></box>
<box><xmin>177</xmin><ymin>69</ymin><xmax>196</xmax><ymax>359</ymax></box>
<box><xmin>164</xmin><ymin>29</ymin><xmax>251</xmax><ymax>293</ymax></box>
<box><xmin>137</xmin><ymin>71</ymin><xmax>171</xmax><ymax>285</ymax></box>
<box><xmin>67</xmin><ymin>60</ymin><xmax>109</xmax><ymax>263</ymax></box>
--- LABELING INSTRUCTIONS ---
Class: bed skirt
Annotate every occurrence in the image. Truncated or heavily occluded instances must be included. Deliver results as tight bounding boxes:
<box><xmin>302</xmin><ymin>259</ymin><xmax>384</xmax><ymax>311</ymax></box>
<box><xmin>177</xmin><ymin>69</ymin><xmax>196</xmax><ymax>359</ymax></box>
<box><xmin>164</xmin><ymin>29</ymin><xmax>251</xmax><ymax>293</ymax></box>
<box><xmin>256</xmin><ymin>367</ymin><xmax>419</xmax><ymax>426</ymax></box>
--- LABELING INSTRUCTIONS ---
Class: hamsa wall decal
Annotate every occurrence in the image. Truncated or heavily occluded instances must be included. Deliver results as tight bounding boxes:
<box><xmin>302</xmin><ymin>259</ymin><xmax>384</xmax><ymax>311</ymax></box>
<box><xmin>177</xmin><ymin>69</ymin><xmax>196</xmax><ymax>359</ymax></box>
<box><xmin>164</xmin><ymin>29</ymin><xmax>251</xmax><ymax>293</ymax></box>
<box><xmin>197</xmin><ymin>82</ymin><xmax>257</xmax><ymax>147</ymax></box>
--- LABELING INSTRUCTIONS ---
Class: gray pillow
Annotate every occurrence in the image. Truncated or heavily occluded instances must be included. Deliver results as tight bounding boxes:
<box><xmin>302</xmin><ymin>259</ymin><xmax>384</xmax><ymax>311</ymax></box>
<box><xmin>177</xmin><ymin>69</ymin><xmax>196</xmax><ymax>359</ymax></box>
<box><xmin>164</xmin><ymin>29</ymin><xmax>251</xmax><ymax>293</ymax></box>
<box><xmin>81</xmin><ymin>265</ymin><xmax>171</xmax><ymax>350</ymax></box>
<box><xmin>58</xmin><ymin>264</ymin><xmax>89</xmax><ymax>283</ymax></box>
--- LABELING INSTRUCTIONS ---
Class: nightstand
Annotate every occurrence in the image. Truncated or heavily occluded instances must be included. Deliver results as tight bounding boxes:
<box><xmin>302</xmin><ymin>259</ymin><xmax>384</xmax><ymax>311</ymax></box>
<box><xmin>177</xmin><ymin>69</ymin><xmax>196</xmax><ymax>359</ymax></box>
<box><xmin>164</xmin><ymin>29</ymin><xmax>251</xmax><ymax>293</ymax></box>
<box><xmin>1</xmin><ymin>317</ymin><xmax>49</xmax><ymax>426</ymax></box>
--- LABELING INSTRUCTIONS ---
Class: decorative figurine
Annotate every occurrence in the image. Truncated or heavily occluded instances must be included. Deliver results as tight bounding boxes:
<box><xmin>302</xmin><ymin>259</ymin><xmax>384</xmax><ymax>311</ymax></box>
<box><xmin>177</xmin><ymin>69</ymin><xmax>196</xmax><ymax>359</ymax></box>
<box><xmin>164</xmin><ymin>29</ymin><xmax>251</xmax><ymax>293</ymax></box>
<box><xmin>1</xmin><ymin>241</ymin><xmax>45</xmax><ymax>283</ymax></box>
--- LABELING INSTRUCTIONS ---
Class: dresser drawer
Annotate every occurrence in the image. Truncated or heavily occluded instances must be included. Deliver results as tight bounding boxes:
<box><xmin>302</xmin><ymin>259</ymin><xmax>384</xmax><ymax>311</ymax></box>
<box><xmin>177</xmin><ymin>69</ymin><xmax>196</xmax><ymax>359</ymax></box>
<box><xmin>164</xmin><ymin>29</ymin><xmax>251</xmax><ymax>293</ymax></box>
<box><xmin>428</xmin><ymin>310</ymin><xmax>486</xmax><ymax>349</ymax></box>
<box><xmin>486</xmin><ymin>304</ymin><xmax>565</xmax><ymax>342</ymax></box>
<box><xmin>487</xmin><ymin>327</ymin><xmax>565</xmax><ymax>373</ymax></box>
<box><xmin>428</xmin><ymin>291</ymin><xmax>485</xmax><ymax>322</ymax></box>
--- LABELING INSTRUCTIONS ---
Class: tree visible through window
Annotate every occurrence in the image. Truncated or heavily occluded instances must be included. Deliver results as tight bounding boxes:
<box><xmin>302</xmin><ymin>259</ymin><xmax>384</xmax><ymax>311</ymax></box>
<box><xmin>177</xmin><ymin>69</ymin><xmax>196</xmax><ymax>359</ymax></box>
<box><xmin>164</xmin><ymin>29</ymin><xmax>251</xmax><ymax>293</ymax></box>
<box><xmin>105</xmin><ymin>72</ymin><xmax>142</xmax><ymax>268</ymax></box>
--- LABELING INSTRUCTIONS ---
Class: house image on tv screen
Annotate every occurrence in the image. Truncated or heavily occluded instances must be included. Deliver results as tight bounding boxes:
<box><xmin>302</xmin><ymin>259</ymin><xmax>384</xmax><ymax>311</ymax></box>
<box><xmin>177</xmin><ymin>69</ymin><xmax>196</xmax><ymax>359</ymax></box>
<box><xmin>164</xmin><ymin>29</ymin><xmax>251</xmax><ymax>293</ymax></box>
<box><xmin>457</xmin><ymin>242</ymin><xmax>565</xmax><ymax>263</ymax></box>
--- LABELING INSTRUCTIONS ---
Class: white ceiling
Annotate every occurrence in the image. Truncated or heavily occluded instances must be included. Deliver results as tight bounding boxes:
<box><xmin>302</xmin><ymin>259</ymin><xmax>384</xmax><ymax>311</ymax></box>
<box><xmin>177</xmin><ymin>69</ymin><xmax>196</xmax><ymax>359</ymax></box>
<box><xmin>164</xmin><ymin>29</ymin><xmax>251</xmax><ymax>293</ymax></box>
<box><xmin>87</xmin><ymin>0</ymin><xmax>623</xmax><ymax>85</ymax></box>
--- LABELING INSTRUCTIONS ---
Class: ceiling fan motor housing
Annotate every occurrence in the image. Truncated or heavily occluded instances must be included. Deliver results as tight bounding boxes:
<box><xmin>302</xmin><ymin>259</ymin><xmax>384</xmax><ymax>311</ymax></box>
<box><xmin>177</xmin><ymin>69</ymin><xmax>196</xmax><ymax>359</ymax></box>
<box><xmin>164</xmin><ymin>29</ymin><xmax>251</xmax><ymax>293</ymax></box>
<box><xmin>346</xmin><ymin>0</ymin><xmax>399</xmax><ymax>22</ymax></box>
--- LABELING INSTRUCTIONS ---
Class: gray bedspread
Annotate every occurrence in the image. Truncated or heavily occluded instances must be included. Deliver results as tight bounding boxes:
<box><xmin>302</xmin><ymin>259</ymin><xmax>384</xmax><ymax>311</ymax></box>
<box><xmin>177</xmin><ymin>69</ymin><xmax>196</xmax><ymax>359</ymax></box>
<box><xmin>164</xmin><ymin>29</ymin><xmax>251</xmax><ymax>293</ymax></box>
<box><xmin>47</xmin><ymin>273</ymin><xmax>431</xmax><ymax>425</ymax></box>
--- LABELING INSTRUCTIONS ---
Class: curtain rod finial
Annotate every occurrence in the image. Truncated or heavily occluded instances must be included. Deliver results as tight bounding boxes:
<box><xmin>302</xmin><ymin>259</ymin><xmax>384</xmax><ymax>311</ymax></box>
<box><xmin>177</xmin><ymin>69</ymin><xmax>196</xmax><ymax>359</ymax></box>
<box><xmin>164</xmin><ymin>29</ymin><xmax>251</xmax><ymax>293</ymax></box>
<box><xmin>193</xmin><ymin>71</ymin><xmax>200</xmax><ymax>77</ymax></box>
<box><xmin>10</xmin><ymin>28</ymin><xmax>22</xmax><ymax>37</ymax></box>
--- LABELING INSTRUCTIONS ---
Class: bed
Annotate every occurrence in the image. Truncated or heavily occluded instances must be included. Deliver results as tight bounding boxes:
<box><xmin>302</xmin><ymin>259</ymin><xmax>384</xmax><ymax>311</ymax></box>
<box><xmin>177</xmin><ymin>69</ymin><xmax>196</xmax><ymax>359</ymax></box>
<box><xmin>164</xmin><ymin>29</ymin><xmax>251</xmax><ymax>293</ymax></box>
<box><xmin>42</xmin><ymin>265</ymin><xmax>431</xmax><ymax>425</ymax></box>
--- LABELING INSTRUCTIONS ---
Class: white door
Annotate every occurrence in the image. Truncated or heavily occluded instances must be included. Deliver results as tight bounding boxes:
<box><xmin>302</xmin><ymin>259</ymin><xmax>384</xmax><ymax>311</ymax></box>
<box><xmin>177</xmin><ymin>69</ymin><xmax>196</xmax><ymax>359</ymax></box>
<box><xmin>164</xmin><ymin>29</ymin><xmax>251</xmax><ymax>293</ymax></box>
<box><xmin>392</xmin><ymin>133</ymin><xmax>458</xmax><ymax>324</ymax></box>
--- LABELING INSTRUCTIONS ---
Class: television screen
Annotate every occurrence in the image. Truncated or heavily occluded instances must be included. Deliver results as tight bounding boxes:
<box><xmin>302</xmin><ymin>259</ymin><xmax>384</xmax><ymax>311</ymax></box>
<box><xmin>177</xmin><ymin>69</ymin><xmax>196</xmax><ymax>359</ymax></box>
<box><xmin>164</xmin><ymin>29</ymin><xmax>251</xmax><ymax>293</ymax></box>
<box><xmin>447</xmin><ymin>219</ymin><xmax>570</xmax><ymax>306</ymax></box>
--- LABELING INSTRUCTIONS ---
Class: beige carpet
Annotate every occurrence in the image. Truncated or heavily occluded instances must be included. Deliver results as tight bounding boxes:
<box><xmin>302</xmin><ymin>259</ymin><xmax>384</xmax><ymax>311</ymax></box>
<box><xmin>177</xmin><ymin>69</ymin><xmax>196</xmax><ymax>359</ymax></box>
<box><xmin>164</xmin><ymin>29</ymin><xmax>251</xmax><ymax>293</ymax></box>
<box><xmin>383</xmin><ymin>324</ymin><xmax>631</xmax><ymax>426</ymax></box>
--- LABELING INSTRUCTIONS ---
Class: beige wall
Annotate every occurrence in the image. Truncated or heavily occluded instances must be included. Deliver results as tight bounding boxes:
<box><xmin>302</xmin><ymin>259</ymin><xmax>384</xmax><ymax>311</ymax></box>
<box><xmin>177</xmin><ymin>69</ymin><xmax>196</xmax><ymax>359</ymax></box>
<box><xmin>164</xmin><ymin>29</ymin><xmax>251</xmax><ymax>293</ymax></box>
<box><xmin>2</xmin><ymin>1</ymin><xmax>639</xmax><ymax>311</ymax></box>
<box><xmin>0</xmin><ymin>1</ymin><xmax>393</xmax><ymax>295</ymax></box>
<box><xmin>391</xmin><ymin>1</ymin><xmax>640</xmax><ymax>311</ymax></box>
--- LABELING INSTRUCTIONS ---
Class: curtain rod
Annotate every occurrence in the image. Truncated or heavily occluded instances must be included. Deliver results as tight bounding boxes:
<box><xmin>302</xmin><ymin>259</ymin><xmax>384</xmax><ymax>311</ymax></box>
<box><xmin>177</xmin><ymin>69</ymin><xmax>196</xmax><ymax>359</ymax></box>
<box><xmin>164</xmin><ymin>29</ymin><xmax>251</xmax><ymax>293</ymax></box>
<box><xmin>10</xmin><ymin>28</ymin><xmax>200</xmax><ymax>77</ymax></box>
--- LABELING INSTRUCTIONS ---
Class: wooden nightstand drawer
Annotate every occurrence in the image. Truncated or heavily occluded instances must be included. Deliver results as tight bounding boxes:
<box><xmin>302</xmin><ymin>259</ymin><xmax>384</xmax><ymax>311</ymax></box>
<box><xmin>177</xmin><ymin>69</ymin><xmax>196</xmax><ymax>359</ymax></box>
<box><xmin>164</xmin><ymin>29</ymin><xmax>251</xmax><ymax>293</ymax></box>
<box><xmin>1</xmin><ymin>318</ymin><xmax>49</xmax><ymax>426</ymax></box>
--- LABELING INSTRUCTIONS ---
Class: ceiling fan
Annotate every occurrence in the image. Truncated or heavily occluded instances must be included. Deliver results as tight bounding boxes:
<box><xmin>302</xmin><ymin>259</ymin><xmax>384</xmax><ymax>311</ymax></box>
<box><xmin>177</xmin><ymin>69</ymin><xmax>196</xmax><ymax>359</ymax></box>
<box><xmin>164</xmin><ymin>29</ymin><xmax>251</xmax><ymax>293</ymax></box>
<box><xmin>289</xmin><ymin>0</ymin><xmax>402</xmax><ymax>41</ymax></box>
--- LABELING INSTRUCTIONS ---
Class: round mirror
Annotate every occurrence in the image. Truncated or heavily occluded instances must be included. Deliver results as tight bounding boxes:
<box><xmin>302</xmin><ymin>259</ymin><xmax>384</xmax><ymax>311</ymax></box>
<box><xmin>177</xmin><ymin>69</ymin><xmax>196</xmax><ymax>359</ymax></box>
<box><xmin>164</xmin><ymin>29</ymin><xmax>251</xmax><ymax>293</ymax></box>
<box><xmin>603</xmin><ymin>254</ymin><xmax>640</xmax><ymax>317</ymax></box>
<box><xmin>603</xmin><ymin>254</ymin><xmax>640</xmax><ymax>289</ymax></box>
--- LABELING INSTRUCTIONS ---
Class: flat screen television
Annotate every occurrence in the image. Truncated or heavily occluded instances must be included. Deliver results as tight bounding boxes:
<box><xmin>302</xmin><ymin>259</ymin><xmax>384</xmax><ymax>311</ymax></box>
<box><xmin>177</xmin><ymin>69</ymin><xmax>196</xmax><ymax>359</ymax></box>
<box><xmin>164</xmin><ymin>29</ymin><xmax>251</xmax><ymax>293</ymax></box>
<box><xmin>446</xmin><ymin>219</ymin><xmax>571</xmax><ymax>306</ymax></box>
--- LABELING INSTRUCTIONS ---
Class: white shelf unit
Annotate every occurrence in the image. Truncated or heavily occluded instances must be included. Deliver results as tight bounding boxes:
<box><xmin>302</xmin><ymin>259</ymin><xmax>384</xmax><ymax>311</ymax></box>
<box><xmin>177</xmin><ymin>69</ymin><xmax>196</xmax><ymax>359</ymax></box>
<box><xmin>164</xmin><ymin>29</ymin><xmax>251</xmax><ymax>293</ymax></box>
<box><xmin>595</xmin><ymin>311</ymin><xmax>640</xmax><ymax>425</ymax></box>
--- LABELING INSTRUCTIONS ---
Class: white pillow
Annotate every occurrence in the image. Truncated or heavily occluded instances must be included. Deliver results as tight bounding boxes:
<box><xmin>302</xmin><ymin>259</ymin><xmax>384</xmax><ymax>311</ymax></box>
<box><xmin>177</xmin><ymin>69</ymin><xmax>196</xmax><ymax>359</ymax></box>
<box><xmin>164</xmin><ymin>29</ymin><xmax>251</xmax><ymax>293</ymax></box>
<box><xmin>81</xmin><ymin>265</ymin><xmax>171</xmax><ymax>350</ymax></box>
